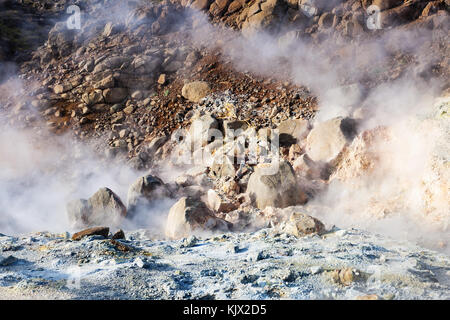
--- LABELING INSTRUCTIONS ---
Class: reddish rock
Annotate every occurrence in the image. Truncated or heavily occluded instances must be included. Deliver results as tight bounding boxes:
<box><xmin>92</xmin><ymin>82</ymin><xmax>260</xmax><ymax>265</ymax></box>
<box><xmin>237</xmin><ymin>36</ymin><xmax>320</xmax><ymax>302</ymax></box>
<box><xmin>72</xmin><ymin>227</ymin><xmax>110</xmax><ymax>241</ymax></box>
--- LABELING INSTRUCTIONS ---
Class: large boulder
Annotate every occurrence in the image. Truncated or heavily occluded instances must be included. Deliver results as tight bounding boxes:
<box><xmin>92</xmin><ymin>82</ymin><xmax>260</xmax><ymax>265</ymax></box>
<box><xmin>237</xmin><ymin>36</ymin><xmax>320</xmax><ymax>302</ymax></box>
<box><xmin>207</xmin><ymin>189</ymin><xmax>238</xmax><ymax>213</ymax></box>
<box><xmin>189</xmin><ymin>113</ymin><xmax>219</xmax><ymax>148</ymax></box>
<box><xmin>66</xmin><ymin>188</ymin><xmax>127</xmax><ymax>227</ymax></box>
<box><xmin>305</xmin><ymin>117</ymin><xmax>357</xmax><ymax>163</ymax></box>
<box><xmin>165</xmin><ymin>197</ymin><xmax>231</xmax><ymax>239</ymax></box>
<box><xmin>330</xmin><ymin>127</ymin><xmax>391</xmax><ymax>183</ymax></box>
<box><xmin>127</xmin><ymin>175</ymin><xmax>170</xmax><ymax>216</ymax></box>
<box><xmin>247</xmin><ymin>160</ymin><xmax>307</xmax><ymax>210</ymax></box>
<box><xmin>66</xmin><ymin>199</ymin><xmax>91</xmax><ymax>228</ymax></box>
<box><xmin>88</xmin><ymin>188</ymin><xmax>127</xmax><ymax>226</ymax></box>
<box><xmin>292</xmin><ymin>153</ymin><xmax>325</xmax><ymax>180</ymax></box>
<box><xmin>182</xmin><ymin>81</ymin><xmax>211</xmax><ymax>102</ymax></box>
<box><xmin>276</xmin><ymin>118</ymin><xmax>310</xmax><ymax>146</ymax></box>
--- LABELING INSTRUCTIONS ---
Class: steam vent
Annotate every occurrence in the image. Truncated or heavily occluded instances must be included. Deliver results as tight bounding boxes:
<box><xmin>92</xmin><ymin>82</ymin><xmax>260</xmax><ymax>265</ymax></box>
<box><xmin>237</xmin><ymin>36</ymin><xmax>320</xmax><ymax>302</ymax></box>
<box><xmin>0</xmin><ymin>0</ymin><xmax>449</xmax><ymax>301</ymax></box>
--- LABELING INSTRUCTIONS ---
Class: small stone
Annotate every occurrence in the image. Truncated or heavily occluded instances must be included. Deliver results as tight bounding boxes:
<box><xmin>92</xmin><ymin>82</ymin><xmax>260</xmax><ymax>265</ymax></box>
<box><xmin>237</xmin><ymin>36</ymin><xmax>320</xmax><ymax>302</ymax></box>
<box><xmin>53</xmin><ymin>84</ymin><xmax>72</xmax><ymax>94</ymax></box>
<box><xmin>103</xmin><ymin>88</ymin><xmax>128</xmax><ymax>104</ymax></box>
<box><xmin>158</xmin><ymin>74</ymin><xmax>166</xmax><ymax>85</ymax></box>
<box><xmin>119</xmin><ymin>129</ymin><xmax>129</xmax><ymax>138</ymax></box>
<box><xmin>134</xmin><ymin>257</ymin><xmax>145</xmax><ymax>268</ymax></box>
<box><xmin>310</xmin><ymin>266</ymin><xmax>323</xmax><ymax>274</ymax></box>
<box><xmin>131</xmin><ymin>90</ymin><xmax>143</xmax><ymax>100</ymax></box>
<box><xmin>331</xmin><ymin>268</ymin><xmax>361</xmax><ymax>286</ymax></box>
<box><xmin>123</xmin><ymin>106</ymin><xmax>134</xmax><ymax>114</ymax></box>
<box><xmin>251</xmin><ymin>250</ymin><xmax>269</xmax><ymax>261</ymax></box>
<box><xmin>112</xmin><ymin>229</ymin><xmax>125</xmax><ymax>240</ymax></box>
<box><xmin>0</xmin><ymin>255</ymin><xmax>17</xmax><ymax>266</ymax></box>
<box><xmin>182</xmin><ymin>235</ymin><xmax>198</xmax><ymax>248</ymax></box>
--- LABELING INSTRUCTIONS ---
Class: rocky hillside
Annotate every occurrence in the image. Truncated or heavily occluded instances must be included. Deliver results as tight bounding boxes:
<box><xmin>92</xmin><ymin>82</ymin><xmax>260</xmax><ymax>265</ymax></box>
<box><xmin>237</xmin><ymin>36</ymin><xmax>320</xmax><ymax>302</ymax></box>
<box><xmin>0</xmin><ymin>0</ymin><xmax>449</xmax><ymax>299</ymax></box>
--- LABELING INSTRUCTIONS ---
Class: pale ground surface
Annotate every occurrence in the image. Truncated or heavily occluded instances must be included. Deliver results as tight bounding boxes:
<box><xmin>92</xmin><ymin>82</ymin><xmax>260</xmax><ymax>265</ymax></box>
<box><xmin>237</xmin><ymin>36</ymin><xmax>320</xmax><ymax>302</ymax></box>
<box><xmin>0</xmin><ymin>227</ymin><xmax>449</xmax><ymax>300</ymax></box>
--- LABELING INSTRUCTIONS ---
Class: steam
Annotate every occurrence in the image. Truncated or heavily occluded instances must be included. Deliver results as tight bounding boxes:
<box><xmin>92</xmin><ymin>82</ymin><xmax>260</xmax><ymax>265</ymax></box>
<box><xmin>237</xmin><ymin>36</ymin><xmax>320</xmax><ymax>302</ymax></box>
<box><xmin>184</xmin><ymin>8</ymin><xmax>449</xmax><ymax>250</ymax></box>
<box><xmin>0</xmin><ymin>2</ymin><xmax>448</xmax><ymax>252</ymax></box>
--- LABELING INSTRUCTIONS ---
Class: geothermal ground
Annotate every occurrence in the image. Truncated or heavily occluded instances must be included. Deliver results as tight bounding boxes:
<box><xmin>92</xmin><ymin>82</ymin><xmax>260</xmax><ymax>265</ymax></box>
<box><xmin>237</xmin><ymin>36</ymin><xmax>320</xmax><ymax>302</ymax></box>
<box><xmin>0</xmin><ymin>0</ymin><xmax>449</xmax><ymax>300</ymax></box>
<box><xmin>0</xmin><ymin>227</ymin><xmax>449</xmax><ymax>300</ymax></box>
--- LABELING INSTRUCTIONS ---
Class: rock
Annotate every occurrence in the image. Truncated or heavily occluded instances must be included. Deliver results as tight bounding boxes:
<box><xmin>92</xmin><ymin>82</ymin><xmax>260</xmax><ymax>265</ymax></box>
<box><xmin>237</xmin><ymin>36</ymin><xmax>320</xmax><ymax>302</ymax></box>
<box><xmin>277</xmin><ymin>118</ymin><xmax>310</xmax><ymax>146</ymax></box>
<box><xmin>94</xmin><ymin>74</ymin><xmax>115</xmax><ymax>89</ymax></box>
<box><xmin>112</xmin><ymin>229</ymin><xmax>125</xmax><ymax>240</ymax></box>
<box><xmin>329</xmin><ymin>127</ymin><xmax>391</xmax><ymax>182</ymax></box>
<box><xmin>88</xmin><ymin>188</ymin><xmax>127</xmax><ymax>226</ymax></box>
<box><xmin>181</xmin><ymin>81</ymin><xmax>211</xmax><ymax>102</ymax></box>
<box><xmin>103</xmin><ymin>22</ymin><xmax>119</xmax><ymax>37</ymax></box>
<box><xmin>191</xmin><ymin>0</ymin><xmax>211</xmax><ymax>10</ymax></box>
<box><xmin>210</xmin><ymin>154</ymin><xmax>236</xmax><ymax>179</ymax></box>
<box><xmin>247</xmin><ymin>160</ymin><xmax>307</xmax><ymax>210</ymax></box>
<box><xmin>210</xmin><ymin>0</ymin><xmax>230</xmax><ymax>16</ymax></box>
<box><xmin>182</xmin><ymin>235</ymin><xmax>199</xmax><ymax>247</ymax></box>
<box><xmin>110</xmin><ymin>239</ymin><xmax>133</xmax><ymax>252</ymax></box>
<box><xmin>82</xmin><ymin>90</ymin><xmax>104</xmax><ymax>106</ymax></box>
<box><xmin>165</xmin><ymin>197</ymin><xmax>231</xmax><ymax>239</ymax></box>
<box><xmin>372</xmin><ymin>0</ymin><xmax>403</xmax><ymax>11</ymax></box>
<box><xmin>175</xmin><ymin>174</ymin><xmax>194</xmax><ymax>187</ymax></box>
<box><xmin>310</xmin><ymin>266</ymin><xmax>323</xmax><ymax>274</ymax></box>
<box><xmin>53</xmin><ymin>84</ymin><xmax>72</xmax><ymax>94</ymax></box>
<box><xmin>93</xmin><ymin>56</ymin><xmax>130</xmax><ymax>74</ymax></box>
<box><xmin>221</xmin><ymin>179</ymin><xmax>240</xmax><ymax>196</ymax></box>
<box><xmin>103</xmin><ymin>88</ymin><xmax>128</xmax><ymax>104</ymax></box>
<box><xmin>131</xmin><ymin>90</ymin><xmax>143</xmax><ymax>100</ymax></box>
<box><xmin>184</xmin><ymin>51</ymin><xmax>200</xmax><ymax>67</ymax></box>
<box><xmin>163</xmin><ymin>60</ymin><xmax>183</xmax><ymax>73</ymax></box>
<box><xmin>72</xmin><ymin>227</ymin><xmax>110</xmax><ymax>241</ymax></box>
<box><xmin>318</xmin><ymin>12</ymin><xmax>335</xmax><ymax>29</ymax></box>
<box><xmin>189</xmin><ymin>113</ymin><xmax>219</xmax><ymax>147</ymax></box>
<box><xmin>133</xmin><ymin>257</ymin><xmax>146</xmax><ymax>268</ymax></box>
<box><xmin>305</xmin><ymin>117</ymin><xmax>357</xmax><ymax>163</ymax></box>
<box><xmin>223</xmin><ymin>120</ymin><xmax>248</xmax><ymax>140</ymax></box>
<box><xmin>253</xmin><ymin>250</ymin><xmax>270</xmax><ymax>261</ymax></box>
<box><xmin>66</xmin><ymin>199</ymin><xmax>91</xmax><ymax>228</ymax></box>
<box><xmin>123</xmin><ymin>106</ymin><xmax>134</xmax><ymax>114</ymax></box>
<box><xmin>331</xmin><ymin>268</ymin><xmax>362</xmax><ymax>286</ymax></box>
<box><xmin>158</xmin><ymin>74</ymin><xmax>166</xmax><ymax>85</ymax></box>
<box><xmin>127</xmin><ymin>175</ymin><xmax>169</xmax><ymax>216</ymax></box>
<box><xmin>281</xmin><ymin>212</ymin><xmax>325</xmax><ymax>237</ymax></box>
<box><xmin>147</xmin><ymin>135</ymin><xmax>169</xmax><ymax>154</ymax></box>
<box><xmin>207</xmin><ymin>189</ymin><xmax>238</xmax><ymax>213</ymax></box>
<box><xmin>228</xmin><ymin>0</ymin><xmax>243</xmax><ymax>14</ymax></box>
<box><xmin>0</xmin><ymin>255</ymin><xmax>17</xmax><ymax>266</ymax></box>
<box><xmin>132</xmin><ymin>55</ymin><xmax>161</xmax><ymax>74</ymax></box>
<box><xmin>292</xmin><ymin>153</ymin><xmax>323</xmax><ymax>179</ymax></box>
